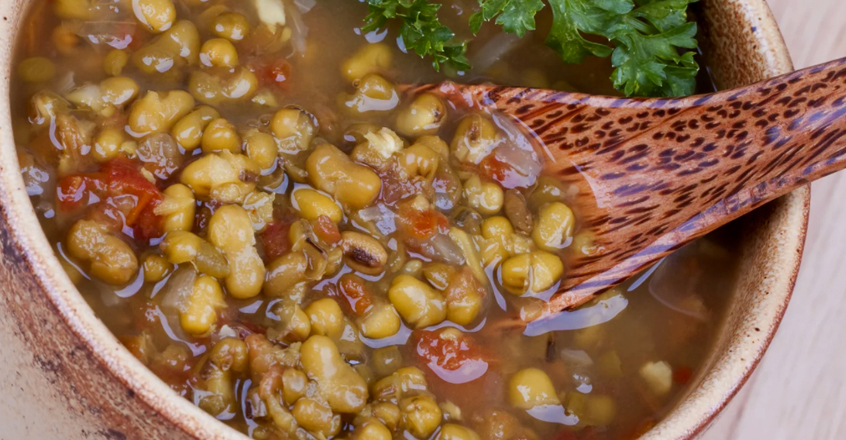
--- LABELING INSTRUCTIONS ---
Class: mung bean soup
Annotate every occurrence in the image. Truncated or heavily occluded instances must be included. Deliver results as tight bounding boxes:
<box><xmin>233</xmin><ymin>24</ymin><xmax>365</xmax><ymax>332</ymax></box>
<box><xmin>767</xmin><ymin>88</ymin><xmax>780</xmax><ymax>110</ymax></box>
<box><xmin>12</xmin><ymin>0</ymin><xmax>734</xmax><ymax>439</ymax></box>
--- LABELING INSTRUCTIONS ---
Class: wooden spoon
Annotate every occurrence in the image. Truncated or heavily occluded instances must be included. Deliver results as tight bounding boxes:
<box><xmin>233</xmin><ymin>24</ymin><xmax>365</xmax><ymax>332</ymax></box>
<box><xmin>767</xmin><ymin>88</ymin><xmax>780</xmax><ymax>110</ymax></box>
<box><xmin>412</xmin><ymin>57</ymin><xmax>846</xmax><ymax>321</ymax></box>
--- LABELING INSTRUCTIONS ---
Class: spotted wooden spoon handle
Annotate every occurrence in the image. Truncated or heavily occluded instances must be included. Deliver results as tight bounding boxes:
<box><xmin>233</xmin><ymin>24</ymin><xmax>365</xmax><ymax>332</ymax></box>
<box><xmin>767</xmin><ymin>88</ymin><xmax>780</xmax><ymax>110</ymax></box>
<box><xmin>417</xmin><ymin>57</ymin><xmax>846</xmax><ymax>318</ymax></box>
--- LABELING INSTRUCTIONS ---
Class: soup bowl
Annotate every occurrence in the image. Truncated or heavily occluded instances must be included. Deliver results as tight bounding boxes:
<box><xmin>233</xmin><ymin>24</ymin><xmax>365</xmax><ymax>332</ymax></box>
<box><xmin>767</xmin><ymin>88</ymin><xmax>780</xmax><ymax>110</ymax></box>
<box><xmin>0</xmin><ymin>0</ymin><xmax>807</xmax><ymax>438</ymax></box>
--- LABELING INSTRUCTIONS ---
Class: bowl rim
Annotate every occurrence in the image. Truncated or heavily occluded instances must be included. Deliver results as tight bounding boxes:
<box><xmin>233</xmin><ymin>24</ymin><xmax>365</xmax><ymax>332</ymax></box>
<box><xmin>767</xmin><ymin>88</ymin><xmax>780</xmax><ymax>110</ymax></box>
<box><xmin>0</xmin><ymin>0</ymin><xmax>807</xmax><ymax>438</ymax></box>
<box><xmin>639</xmin><ymin>0</ymin><xmax>808</xmax><ymax>438</ymax></box>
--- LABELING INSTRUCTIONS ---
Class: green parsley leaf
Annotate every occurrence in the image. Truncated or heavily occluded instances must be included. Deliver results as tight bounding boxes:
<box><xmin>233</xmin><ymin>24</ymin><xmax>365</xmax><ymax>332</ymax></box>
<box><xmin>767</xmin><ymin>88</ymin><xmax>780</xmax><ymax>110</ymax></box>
<box><xmin>356</xmin><ymin>0</ymin><xmax>700</xmax><ymax>97</ymax></box>
<box><xmin>546</xmin><ymin>0</ymin><xmax>699</xmax><ymax>97</ymax></box>
<box><xmin>632</xmin><ymin>0</ymin><xmax>697</xmax><ymax>32</ymax></box>
<box><xmin>362</xmin><ymin>0</ymin><xmax>469</xmax><ymax>71</ymax></box>
<box><xmin>470</xmin><ymin>0</ymin><xmax>545</xmax><ymax>37</ymax></box>
<box><xmin>610</xmin><ymin>20</ymin><xmax>699</xmax><ymax>96</ymax></box>
<box><xmin>545</xmin><ymin>0</ymin><xmax>625</xmax><ymax>63</ymax></box>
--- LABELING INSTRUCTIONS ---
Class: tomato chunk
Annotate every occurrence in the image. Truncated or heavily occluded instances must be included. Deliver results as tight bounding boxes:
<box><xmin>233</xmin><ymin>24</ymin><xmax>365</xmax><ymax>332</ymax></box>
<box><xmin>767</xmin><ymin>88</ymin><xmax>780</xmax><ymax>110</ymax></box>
<box><xmin>260</xmin><ymin>221</ymin><xmax>292</xmax><ymax>261</ymax></box>
<box><xmin>673</xmin><ymin>366</ymin><xmax>693</xmax><ymax>385</ymax></box>
<box><xmin>480</xmin><ymin>154</ymin><xmax>515</xmax><ymax>185</ymax></box>
<box><xmin>132</xmin><ymin>202</ymin><xmax>163</xmax><ymax>242</ymax></box>
<box><xmin>249</xmin><ymin>58</ymin><xmax>292</xmax><ymax>90</ymax></box>
<box><xmin>479</xmin><ymin>152</ymin><xmax>536</xmax><ymax>189</ymax></box>
<box><xmin>337</xmin><ymin>273</ymin><xmax>373</xmax><ymax>316</ymax></box>
<box><xmin>415</xmin><ymin>329</ymin><xmax>489</xmax><ymax>384</ymax></box>
<box><xmin>103</xmin><ymin>158</ymin><xmax>164</xmax><ymax>239</ymax></box>
<box><xmin>398</xmin><ymin>205</ymin><xmax>449</xmax><ymax>240</ymax></box>
<box><xmin>57</xmin><ymin>174</ymin><xmax>105</xmax><ymax>212</ymax></box>
<box><xmin>56</xmin><ymin>158</ymin><xmax>164</xmax><ymax>241</ymax></box>
<box><xmin>102</xmin><ymin>158</ymin><xmax>161</xmax><ymax>203</ymax></box>
<box><xmin>313</xmin><ymin>215</ymin><xmax>341</xmax><ymax>245</ymax></box>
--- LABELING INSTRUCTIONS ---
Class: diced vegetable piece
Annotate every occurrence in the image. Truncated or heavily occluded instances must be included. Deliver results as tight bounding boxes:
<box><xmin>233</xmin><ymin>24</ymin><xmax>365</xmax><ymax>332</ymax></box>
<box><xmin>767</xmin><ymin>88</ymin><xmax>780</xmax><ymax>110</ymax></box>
<box><xmin>254</xmin><ymin>0</ymin><xmax>286</xmax><ymax>28</ymax></box>
<box><xmin>639</xmin><ymin>361</ymin><xmax>673</xmax><ymax>396</ymax></box>
<box><xmin>416</xmin><ymin>329</ymin><xmax>489</xmax><ymax>384</ymax></box>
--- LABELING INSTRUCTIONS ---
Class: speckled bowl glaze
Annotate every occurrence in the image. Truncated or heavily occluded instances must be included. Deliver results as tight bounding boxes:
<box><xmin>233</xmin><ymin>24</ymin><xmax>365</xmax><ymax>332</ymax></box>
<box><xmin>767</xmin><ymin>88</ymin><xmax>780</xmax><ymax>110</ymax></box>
<box><xmin>0</xmin><ymin>0</ymin><xmax>806</xmax><ymax>439</ymax></box>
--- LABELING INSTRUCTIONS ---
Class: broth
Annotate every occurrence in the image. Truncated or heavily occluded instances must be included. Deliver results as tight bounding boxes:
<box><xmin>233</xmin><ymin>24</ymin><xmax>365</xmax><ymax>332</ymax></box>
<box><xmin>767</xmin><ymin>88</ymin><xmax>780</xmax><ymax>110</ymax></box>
<box><xmin>11</xmin><ymin>1</ymin><xmax>736</xmax><ymax>439</ymax></box>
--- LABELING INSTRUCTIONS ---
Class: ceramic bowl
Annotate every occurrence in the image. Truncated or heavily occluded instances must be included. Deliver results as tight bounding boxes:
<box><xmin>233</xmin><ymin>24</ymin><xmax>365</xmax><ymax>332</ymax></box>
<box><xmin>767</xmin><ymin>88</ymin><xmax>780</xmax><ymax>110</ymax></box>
<box><xmin>0</xmin><ymin>0</ymin><xmax>807</xmax><ymax>438</ymax></box>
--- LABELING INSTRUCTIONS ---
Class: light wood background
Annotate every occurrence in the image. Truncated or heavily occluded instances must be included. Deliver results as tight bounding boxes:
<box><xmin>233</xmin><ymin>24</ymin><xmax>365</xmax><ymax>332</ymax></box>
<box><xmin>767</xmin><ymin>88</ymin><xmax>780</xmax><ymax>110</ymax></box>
<box><xmin>700</xmin><ymin>1</ymin><xmax>846</xmax><ymax>438</ymax></box>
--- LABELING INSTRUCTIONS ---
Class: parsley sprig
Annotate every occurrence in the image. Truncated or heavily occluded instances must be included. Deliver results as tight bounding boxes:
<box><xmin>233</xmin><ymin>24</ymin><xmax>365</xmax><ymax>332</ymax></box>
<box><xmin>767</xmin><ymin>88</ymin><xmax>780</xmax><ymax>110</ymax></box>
<box><xmin>543</xmin><ymin>0</ymin><xmax>700</xmax><ymax>97</ymax></box>
<box><xmin>362</xmin><ymin>0</ymin><xmax>470</xmax><ymax>72</ymax></box>
<box><xmin>469</xmin><ymin>0</ymin><xmax>546</xmax><ymax>37</ymax></box>
<box><xmin>359</xmin><ymin>0</ymin><xmax>700</xmax><ymax>97</ymax></box>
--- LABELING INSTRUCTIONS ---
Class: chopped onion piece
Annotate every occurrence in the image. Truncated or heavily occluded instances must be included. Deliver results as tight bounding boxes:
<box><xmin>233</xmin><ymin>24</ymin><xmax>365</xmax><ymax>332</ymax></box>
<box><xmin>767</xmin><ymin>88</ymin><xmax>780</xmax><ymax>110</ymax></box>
<box><xmin>358</xmin><ymin>204</ymin><xmax>396</xmax><ymax>235</ymax></box>
<box><xmin>254</xmin><ymin>0</ymin><xmax>286</xmax><ymax>27</ymax></box>
<box><xmin>364</xmin><ymin>128</ymin><xmax>404</xmax><ymax>159</ymax></box>
<box><xmin>487</xmin><ymin>113</ymin><xmax>543</xmax><ymax>187</ymax></box>
<box><xmin>218</xmin><ymin>325</ymin><xmax>238</xmax><ymax>339</ymax></box>
<box><xmin>55</xmin><ymin>72</ymin><xmax>76</xmax><ymax>94</ymax></box>
<box><xmin>561</xmin><ymin>349</ymin><xmax>594</xmax><ymax>368</ymax></box>
<box><xmin>65</xmin><ymin>84</ymin><xmax>105</xmax><ymax>112</ymax></box>
<box><xmin>429</xmin><ymin>232</ymin><xmax>466</xmax><ymax>265</ymax></box>
<box><xmin>492</xmin><ymin>112</ymin><xmax>537</xmax><ymax>154</ymax></box>
<box><xmin>286</xmin><ymin>0</ymin><xmax>309</xmax><ymax>55</ymax></box>
<box><xmin>358</xmin><ymin>206</ymin><xmax>385</xmax><ymax>222</ymax></box>
<box><xmin>639</xmin><ymin>361</ymin><xmax>673</xmax><ymax>396</ymax></box>
<box><xmin>294</xmin><ymin>0</ymin><xmax>316</xmax><ymax>13</ymax></box>
<box><xmin>648</xmin><ymin>248</ymin><xmax>710</xmax><ymax>321</ymax></box>
<box><xmin>96</xmin><ymin>283</ymin><xmax>123</xmax><ymax>308</ymax></box>
<box><xmin>470</xmin><ymin>32</ymin><xmax>521</xmax><ymax>72</ymax></box>
<box><xmin>489</xmin><ymin>141</ymin><xmax>542</xmax><ymax>187</ymax></box>
<box><xmin>159</xmin><ymin>265</ymin><xmax>197</xmax><ymax>313</ymax></box>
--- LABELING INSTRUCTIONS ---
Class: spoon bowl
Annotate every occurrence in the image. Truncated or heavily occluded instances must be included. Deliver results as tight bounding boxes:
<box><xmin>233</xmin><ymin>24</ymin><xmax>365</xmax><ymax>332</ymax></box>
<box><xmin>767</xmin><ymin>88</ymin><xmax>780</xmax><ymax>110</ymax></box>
<box><xmin>414</xmin><ymin>58</ymin><xmax>844</xmax><ymax>318</ymax></box>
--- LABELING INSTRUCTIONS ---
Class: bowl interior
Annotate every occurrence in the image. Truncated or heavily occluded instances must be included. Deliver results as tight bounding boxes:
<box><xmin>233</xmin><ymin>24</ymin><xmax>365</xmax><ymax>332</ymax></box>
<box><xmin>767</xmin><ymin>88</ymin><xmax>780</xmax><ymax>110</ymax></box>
<box><xmin>0</xmin><ymin>0</ymin><xmax>807</xmax><ymax>439</ymax></box>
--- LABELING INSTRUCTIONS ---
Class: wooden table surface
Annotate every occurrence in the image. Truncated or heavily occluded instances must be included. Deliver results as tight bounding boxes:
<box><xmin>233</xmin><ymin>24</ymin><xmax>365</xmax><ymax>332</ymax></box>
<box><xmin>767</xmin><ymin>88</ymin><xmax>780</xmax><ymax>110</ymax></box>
<box><xmin>700</xmin><ymin>1</ymin><xmax>846</xmax><ymax>438</ymax></box>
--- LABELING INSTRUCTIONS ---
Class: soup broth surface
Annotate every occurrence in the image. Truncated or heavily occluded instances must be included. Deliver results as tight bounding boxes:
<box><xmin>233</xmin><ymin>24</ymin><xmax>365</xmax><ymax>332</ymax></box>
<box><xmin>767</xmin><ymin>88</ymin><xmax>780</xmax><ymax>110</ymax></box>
<box><xmin>12</xmin><ymin>1</ymin><xmax>735</xmax><ymax>439</ymax></box>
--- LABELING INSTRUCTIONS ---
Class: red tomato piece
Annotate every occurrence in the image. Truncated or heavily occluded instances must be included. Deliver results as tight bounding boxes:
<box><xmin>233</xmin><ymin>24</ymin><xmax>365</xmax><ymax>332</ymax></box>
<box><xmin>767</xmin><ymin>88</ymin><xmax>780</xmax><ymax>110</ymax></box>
<box><xmin>103</xmin><ymin>158</ymin><xmax>164</xmax><ymax>238</ymax></box>
<box><xmin>398</xmin><ymin>206</ymin><xmax>449</xmax><ymax>240</ymax></box>
<box><xmin>337</xmin><ymin>273</ymin><xmax>373</xmax><ymax>316</ymax></box>
<box><xmin>56</xmin><ymin>174</ymin><xmax>105</xmax><ymax>212</ymax></box>
<box><xmin>260</xmin><ymin>221</ymin><xmax>292</xmax><ymax>261</ymax></box>
<box><xmin>313</xmin><ymin>215</ymin><xmax>341</xmax><ymax>245</ymax></box>
<box><xmin>479</xmin><ymin>154</ymin><xmax>515</xmax><ymax>186</ymax></box>
<box><xmin>415</xmin><ymin>329</ymin><xmax>490</xmax><ymax>384</ymax></box>
<box><xmin>673</xmin><ymin>366</ymin><xmax>693</xmax><ymax>385</ymax></box>
<box><xmin>250</xmin><ymin>59</ymin><xmax>292</xmax><ymax>90</ymax></box>
<box><xmin>103</xmin><ymin>158</ymin><xmax>161</xmax><ymax>200</ymax></box>
<box><xmin>132</xmin><ymin>199</ymin><xmax>164</xmax><ymax>242</ymax></box>
<box><xmin>479</xmin><ymin>153</ymin><xmax>536</xmax><ymax>189</ymax></box>
<box><xmin>57</xmin><ymin>159</ymin><xmax>164</xmax><ymax>240</ymax></box>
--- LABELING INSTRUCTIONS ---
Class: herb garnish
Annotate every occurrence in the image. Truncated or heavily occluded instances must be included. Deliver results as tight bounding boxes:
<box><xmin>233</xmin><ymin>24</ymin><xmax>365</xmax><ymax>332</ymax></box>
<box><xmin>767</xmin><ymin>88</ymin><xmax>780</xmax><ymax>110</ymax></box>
<box><xmin>360</xmin><ymin>0</ymin><xmax>700</xmax><ymax>97</ymax></box>
<box><xmin>362</xmin><ymin>0</ymin><xmax>470</xmax><ymax>72</ymax></box>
